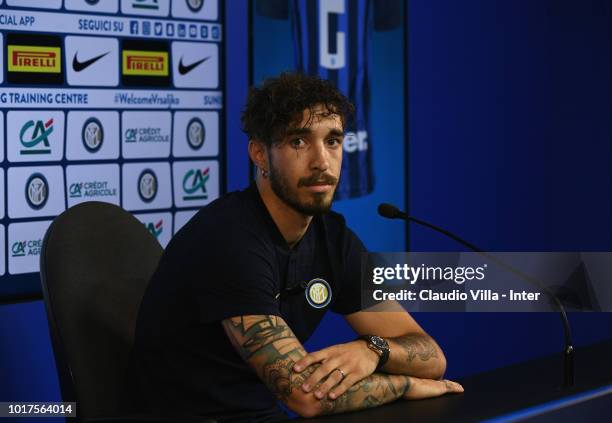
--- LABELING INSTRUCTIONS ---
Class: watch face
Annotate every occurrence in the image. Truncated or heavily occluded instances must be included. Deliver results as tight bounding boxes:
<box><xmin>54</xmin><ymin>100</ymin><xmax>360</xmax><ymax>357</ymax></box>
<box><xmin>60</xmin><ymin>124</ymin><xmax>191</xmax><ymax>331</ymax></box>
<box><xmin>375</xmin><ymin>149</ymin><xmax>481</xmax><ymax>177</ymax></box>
<box><xmin>371</xmin><ymin>336</ymin><xmax>387</xmax><ymax>349</ymax></box>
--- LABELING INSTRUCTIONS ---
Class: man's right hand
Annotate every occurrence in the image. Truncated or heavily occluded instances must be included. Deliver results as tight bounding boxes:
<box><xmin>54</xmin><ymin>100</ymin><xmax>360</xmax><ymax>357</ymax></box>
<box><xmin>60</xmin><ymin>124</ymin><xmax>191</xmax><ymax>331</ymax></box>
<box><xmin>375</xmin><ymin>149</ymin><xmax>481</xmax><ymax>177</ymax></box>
<box><xmin>403</xmin><ymin>376</ymin><xmax>464</xmax><ymax>400</ymax></box>
<box><xmin>222</xmin><ymin>314</ymin><xmax>464</xmax><ymax>417</ymax></box>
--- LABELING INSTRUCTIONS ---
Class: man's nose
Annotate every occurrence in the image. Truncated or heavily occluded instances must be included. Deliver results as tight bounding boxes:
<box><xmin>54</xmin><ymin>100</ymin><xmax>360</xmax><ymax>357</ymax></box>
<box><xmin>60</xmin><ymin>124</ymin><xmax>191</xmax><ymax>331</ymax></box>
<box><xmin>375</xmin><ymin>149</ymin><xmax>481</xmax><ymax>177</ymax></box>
<box><xmin>310</xmin><ymin>142</ymin><xmax>330</xmax><ymax>172</ymax></box>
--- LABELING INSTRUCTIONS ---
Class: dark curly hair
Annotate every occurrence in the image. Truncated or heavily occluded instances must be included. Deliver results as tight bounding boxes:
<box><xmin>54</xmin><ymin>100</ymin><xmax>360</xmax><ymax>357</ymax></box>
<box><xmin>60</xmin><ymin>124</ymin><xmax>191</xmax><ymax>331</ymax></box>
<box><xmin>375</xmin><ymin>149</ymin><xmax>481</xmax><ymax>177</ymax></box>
<box><xmin>241</xmin><ymin>72</ymin><xmax>354</xmax><ymax>146</ymax></box>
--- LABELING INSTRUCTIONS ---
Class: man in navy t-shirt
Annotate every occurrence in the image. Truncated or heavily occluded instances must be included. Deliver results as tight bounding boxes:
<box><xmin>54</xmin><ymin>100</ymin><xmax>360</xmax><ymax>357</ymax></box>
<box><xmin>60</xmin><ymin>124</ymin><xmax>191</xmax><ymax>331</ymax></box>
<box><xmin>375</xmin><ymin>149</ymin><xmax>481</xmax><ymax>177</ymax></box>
<box><xmin>126</xmin><ymin>73</ymin><xmax>462</xmax><ymax>422</ymax></box>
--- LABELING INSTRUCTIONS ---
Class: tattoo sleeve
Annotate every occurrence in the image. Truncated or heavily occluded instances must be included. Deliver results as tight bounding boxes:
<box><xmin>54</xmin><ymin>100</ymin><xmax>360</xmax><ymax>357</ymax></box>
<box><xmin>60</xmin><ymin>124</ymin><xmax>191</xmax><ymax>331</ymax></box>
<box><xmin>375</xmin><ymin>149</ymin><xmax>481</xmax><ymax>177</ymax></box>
<box><xmin>317</xmin><ymin>370</ymin><xmax>411</xmax><ymax>415</ymax></box>
<box><xmin>222</xmin><ymin>315</ymin><xmax>411</xmax><ymax>416</ymax></box>
<box><xmin>384</xmin><ymin>334</ymin><xmax>444</xmax><ymax>378</ymax></box>
<box><xmin>394</xmin><ymin>334</ymin><xmax>439</xmax><ymax>363</ymax></box>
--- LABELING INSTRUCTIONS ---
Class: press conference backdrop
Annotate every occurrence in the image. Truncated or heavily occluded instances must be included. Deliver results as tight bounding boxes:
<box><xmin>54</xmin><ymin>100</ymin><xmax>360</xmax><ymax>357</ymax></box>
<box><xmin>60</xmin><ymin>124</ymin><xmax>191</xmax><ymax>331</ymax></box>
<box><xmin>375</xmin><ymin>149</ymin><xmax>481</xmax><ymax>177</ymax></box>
<box><xmin>0</xmin><ymin>0</ymin><xmax>224</xmax><ymax>302</ymax></box>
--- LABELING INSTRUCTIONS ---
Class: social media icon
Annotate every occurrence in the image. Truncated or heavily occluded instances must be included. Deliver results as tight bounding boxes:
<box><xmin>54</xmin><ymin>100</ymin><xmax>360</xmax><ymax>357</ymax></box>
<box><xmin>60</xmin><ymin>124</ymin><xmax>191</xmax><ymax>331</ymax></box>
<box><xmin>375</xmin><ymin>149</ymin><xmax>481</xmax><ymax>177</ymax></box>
<box><xmin>142</xmin><ymin>21</ymin><xmax>151</xmax><ymax>35</ymax></box>
<box><xmin>166</xmin><ymin>23</ymin><xmax>174</xmax><ymax>36</ymax></box>
<box><xmin>154</xmin><ymin>22</ymin><xmax>163</xmax><ymax>36</ymax></box>
<box><xmin>130</xmin><ymin>20</ymin><xmax>139</xmax><ymax>34</ymax></box>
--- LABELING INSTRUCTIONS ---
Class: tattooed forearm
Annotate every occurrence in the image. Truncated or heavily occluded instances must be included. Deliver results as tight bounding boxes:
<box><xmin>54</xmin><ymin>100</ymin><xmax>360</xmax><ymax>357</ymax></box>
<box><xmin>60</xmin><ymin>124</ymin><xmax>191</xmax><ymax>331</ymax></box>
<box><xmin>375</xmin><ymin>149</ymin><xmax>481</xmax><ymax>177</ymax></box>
<box><xmin>394</xmin><ymin>334</ymin><xmax>438</xmax><ymax>363</ymax></box>
<box><xmin>259</xmin><ymin>357</ymin><xmax>410</xmax><ymax>416</ymax></box>
<box><xmin>318</xmin><ymin>373</ymin><xmax>411</xmax><ymax>415</ymax></box>
<box><xmin>226</xmin><ymin>315</ymin><xmax>295</xmax><ymax>359</ymax></box>
<box><xmin>223</xmin><ymin>315</ymin><xmax>309</xmax><ymax>400</ymax></box>
<box><xmin>383</xmin><ymin>334</ymin><xmax>446</xmax><ymax>378</ymax></box>
<box><xmin>259</xmin><ymin>346</ymin><xmax>310</xmax><ymax>402</ymax></box>
<box><xmin>222</xmin><ymin>315</ymin><xmax>412</xmax><ymax>417</ymax></box>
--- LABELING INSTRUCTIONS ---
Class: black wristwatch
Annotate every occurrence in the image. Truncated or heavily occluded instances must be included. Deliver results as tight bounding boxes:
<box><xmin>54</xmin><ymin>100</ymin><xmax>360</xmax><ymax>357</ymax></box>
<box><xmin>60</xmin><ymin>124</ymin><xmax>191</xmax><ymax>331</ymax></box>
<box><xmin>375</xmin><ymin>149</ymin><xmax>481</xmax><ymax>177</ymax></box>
<box><xmin>360</xmin><ymin>335</ymin><xmax>390</xmax><ymax>371</ymax></box>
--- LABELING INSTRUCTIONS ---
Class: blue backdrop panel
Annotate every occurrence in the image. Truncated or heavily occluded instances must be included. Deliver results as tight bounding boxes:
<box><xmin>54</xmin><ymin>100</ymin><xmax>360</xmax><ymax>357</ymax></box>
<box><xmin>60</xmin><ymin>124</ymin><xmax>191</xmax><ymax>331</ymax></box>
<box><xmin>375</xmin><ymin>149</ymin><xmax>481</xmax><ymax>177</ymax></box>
<box><xmin>409</xmin><ymin>0</ymin><xmax>612</xmax><ymax>377</ymax></box>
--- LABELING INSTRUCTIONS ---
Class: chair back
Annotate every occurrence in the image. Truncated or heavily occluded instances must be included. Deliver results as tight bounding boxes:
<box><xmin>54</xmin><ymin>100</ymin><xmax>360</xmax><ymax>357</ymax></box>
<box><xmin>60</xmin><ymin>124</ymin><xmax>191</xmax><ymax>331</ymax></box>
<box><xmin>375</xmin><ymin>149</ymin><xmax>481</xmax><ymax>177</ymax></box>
<box><xmin>40</xmin><ymin>201</ymin><xmax>163</xmax><ymax>421</ymax></box>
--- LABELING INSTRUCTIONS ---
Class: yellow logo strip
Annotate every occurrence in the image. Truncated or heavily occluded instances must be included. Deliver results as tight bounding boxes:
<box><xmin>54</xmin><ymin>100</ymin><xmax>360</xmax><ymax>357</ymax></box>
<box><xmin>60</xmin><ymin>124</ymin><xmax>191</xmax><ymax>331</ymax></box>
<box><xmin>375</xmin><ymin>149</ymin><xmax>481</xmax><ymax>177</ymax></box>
<box><xmin>8</xmin><ymin>45</ymin><xmax>61</xmax><ymax>73</ymax></box>
<box><xmin>122</xmin><ymin>50</ymin><xmax>168</xmax><ymax>76</ymax></box>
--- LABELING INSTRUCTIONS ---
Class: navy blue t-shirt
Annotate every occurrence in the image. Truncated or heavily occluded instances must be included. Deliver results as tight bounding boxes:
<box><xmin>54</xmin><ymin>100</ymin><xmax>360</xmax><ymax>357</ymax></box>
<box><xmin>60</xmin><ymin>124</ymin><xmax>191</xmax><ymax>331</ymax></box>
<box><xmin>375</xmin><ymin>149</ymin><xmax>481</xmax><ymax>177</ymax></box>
<box><xmin>125</xmin><ymin>184</ymin><xmax>366</xmax><ymax>422</ymax></box>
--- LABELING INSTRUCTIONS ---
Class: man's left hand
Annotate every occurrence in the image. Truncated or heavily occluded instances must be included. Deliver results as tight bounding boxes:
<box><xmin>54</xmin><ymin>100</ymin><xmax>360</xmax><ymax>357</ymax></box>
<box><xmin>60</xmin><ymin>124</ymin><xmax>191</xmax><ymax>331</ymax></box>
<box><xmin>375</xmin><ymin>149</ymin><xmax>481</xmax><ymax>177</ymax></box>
<box><xmin>293</xmin><ymin>340</ymin><xmax>380</xmax><ymax>400</ymax></box>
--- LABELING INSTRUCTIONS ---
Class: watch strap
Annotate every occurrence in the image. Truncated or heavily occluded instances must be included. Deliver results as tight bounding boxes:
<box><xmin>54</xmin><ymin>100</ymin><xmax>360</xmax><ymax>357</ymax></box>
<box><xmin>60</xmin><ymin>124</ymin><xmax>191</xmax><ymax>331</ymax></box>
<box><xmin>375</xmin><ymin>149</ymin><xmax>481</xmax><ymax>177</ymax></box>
<box><xmin>359</xmin><ymin>335</ymin><xmax>390</xmax><ymax>371</ymax></box>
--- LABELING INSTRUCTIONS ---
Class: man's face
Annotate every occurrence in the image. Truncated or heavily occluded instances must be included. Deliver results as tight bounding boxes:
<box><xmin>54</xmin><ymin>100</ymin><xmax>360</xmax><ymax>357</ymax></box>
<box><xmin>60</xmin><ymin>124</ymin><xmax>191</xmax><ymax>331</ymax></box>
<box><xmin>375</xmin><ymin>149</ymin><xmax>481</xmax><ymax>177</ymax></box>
<box><xmin>267</xmin><ymin>105</ymin><xmax>344</xmax><ymax>216</ymax></box>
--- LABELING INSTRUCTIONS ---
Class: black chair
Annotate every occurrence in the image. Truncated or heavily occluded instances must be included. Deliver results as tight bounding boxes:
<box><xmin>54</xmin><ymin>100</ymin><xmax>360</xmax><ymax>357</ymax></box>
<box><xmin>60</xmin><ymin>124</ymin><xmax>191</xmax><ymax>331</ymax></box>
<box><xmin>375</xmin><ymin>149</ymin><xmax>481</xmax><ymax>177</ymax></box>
<box><xmin>40</xmin><ymin>201</ymin><xmax>200</xmax><ymax>422</ymax></box>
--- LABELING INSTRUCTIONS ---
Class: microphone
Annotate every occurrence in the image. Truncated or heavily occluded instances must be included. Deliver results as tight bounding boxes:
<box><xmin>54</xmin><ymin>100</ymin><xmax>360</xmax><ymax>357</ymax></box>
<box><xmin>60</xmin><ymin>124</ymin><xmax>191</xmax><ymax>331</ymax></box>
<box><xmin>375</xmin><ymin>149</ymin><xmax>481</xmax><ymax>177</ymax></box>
<box><xmin>378</xmin><ymin>203</ymin><xmax>484</xmax><ymax>252</ymax></box>
<box><xmin>378</xmin><ymin>202</ymin><xmax>575</xmax><ymax>387</ymax></box>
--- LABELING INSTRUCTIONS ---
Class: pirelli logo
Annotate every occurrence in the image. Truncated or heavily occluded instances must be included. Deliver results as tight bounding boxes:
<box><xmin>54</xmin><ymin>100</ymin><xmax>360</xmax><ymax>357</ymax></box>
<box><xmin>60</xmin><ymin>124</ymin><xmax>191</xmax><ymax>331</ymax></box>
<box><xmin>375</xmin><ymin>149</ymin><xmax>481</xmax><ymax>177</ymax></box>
<box><xmin>8</xmin><ymin>45</ymin><xmax>61</xmax><ymax>73</ymax></box>
<box><xmin>121</xmin><ymin>39</ymin><xmax>169</xmax><ymax>87</ymax></box>
<box><xmin>122</xmin><ymin>50</ymin><xmax>168</xmax><ymax>76</ymax></box>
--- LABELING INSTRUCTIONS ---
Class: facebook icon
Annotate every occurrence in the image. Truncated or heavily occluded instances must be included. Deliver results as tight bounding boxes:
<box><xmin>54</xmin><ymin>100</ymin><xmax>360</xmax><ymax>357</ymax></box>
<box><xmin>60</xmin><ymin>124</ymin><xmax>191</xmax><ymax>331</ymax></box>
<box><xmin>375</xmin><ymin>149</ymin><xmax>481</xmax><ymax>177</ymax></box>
<box><xmin>130</xmin><ymin>20</ymin><xmax>139</xmax><ymax>35</ymax></box>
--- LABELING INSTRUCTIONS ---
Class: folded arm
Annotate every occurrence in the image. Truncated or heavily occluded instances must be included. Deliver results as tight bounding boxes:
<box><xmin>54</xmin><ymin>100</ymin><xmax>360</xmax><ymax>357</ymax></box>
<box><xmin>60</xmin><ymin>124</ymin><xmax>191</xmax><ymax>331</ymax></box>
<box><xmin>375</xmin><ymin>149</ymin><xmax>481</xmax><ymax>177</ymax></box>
<box><xmin>345</xmin><ymin>303</ymin><xmax>447</xmax><ymax>379</ymax></box>
<box><xmin>221</xmin><ymin>315</ymin><xmax>414</xmax><ymax>418</ymax></box>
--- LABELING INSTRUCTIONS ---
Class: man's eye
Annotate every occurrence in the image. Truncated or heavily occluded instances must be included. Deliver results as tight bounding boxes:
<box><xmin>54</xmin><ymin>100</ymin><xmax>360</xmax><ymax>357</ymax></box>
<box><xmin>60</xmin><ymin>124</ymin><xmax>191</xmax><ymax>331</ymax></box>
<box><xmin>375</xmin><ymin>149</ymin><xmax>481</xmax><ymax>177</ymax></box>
<box><xmin>327</xmin><ymin>138</ymin><xmax>342</xmax><ymax>147</ymax></box>
<box><xmin>290</xmin><ymin>138</ymin><xmax>306</xmax><ymax>148</ymax></box>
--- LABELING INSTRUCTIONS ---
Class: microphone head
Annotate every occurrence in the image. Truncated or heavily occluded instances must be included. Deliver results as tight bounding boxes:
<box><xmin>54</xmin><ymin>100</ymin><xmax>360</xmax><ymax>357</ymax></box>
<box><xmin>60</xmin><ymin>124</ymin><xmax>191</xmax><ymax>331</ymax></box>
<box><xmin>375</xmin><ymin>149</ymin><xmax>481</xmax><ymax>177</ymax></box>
<box><xmin>378</xmin><ymin>203</ymin><xmax>402</xmax><ymax>219</ymax></box>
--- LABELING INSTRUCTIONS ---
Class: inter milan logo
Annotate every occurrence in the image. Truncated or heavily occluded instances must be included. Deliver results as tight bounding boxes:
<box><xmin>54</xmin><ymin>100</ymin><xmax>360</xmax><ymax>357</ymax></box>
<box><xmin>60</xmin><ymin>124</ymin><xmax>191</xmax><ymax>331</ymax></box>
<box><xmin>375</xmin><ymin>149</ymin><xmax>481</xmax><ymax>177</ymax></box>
<box><xmin>186</xmin><ymin>117</ymin><xmax>205</xmax><ymax>150</ymax></box>
<box><xmin>81</xmin><ymin>117</ymin><xmax>104</xmax><ymax>152</ymax></box>
<box><xmin>138</xmin><ymin>169</ymin><xmax>158</xmax><ymax>203</ymax></box>
<box><xmin>186</xmin><ymin>0</ymin><xmax>204</xmax><ymax>12</ymax></box>
<box><xmin>305</xmin><ymin>278</ymin><xmax>332</xmax><ymax>309</ymax></box>
<box><xmin>25</xmin><ymin>173</ymin><xmax>49</xmax><ymax>210</ymax></box>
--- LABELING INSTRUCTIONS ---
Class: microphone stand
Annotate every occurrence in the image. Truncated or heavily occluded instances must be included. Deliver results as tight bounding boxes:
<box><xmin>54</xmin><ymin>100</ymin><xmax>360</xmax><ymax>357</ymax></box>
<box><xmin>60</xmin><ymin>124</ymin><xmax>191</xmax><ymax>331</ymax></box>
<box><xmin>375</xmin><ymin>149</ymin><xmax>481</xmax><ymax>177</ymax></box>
<box><xmin>378</xmin><ymin>204</ymin><xmax>574</xmax><ymax>387</ymax></box>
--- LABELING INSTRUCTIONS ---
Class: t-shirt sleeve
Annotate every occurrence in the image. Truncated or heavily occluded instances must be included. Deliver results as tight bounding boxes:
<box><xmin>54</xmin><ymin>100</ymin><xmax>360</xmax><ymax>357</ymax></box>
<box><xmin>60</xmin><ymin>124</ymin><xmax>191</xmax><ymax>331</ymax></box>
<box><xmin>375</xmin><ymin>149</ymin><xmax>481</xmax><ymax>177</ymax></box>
<box><xmin>190</xmin><ymin>222</ymin><xmax>281</xmax><ymax>324</ymax></box>
<box><xmin>332</xmin><ymin>227</ymin><xmax>368</xmax><ymax>315</ymax></box>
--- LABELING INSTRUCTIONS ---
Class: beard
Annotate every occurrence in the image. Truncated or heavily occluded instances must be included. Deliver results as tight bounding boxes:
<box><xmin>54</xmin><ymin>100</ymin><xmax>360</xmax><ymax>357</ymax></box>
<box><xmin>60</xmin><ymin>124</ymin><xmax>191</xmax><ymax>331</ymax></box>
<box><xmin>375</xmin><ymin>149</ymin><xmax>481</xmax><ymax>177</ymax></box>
<box><xmin>268</xmin><ymin>162</ymin><xmax>338</xmax><ymax>216</ymax></box>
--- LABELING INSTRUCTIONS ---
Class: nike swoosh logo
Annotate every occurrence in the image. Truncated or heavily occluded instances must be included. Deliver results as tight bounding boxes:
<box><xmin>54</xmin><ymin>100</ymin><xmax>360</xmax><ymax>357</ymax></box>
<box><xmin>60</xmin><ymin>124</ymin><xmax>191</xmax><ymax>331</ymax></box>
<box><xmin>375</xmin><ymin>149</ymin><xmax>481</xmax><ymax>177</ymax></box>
<box><xmin>178</xmin><ymin>56</ymin><xmax>210</xmax><ymax>75</ymax></box>
<box><xmin>72</xmin><ymin>51</ymin><xmax>110</xmax><ymax>72</ymax></box>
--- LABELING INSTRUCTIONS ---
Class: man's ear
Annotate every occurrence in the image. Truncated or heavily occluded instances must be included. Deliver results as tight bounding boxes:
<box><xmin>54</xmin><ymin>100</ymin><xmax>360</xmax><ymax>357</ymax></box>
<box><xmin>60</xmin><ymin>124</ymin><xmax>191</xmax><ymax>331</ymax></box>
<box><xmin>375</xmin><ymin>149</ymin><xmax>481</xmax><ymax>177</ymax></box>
<box><xmin>248</xmin><ymin>139</ymin><xmax>268</xmax><ymax>171</ymax></box>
